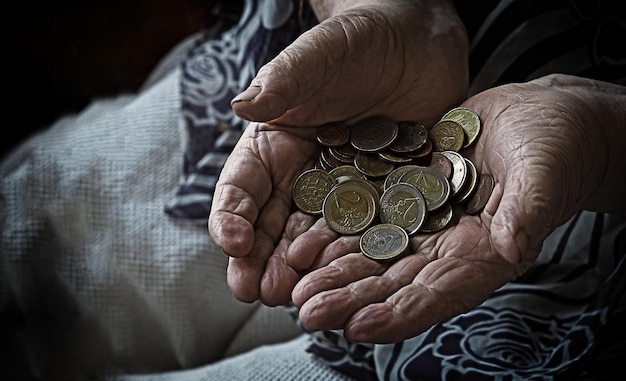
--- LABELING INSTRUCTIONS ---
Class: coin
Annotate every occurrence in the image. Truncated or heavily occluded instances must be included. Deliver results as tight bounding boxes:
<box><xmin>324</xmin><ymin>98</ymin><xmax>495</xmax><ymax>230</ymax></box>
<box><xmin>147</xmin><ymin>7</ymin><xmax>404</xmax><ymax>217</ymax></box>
<box><xmin>323</xmin><ymin>181</ymin><xmax>379</xmax><ymax>234</ymax></box>
<box><xmin>329</xmin><ymin>165</ymin><xmax>367</xmax><ymax>183</ymax></box>
<box><xmin>454</xmin><ymin>158</ymin><xmax>478</xmax><ymax>204</ymax></box>
<box><xmin>292</xmin><ymin>168</ymin><xmax>336</xmax><ymax>215</ymax></box>
<box><xmin>404</xmin><ymin>139</ymin><xmax>433</xmax><ymax>161</ymax></box>
<box><xmin>464</xmin><ymin>173</ymin><xmax>495</xmax><ymax>214</ymax></box>
<box><xmin>383</xmin><ymin>165</ymin><xmax>420</xmax><ymax>191</ymax></box>
<box><xmin>360</xmin><ymin>223</ymin><xmax>410</xmax><ymax>261</ymax></box>
<box><xmin>328</xmin><ymin>146</ymin><xmax>354</xmax><ymax>164</ymax></box>
<box><xmin>332</xmin><ymin>144</ymin><xmax>357</xmax><ymax>160</ymax></box>
<box><xmin>379</xmin><ymin>182</ymin><xmax>427</xmax><ymax>235</ymax></box>
<box><xmin>440</xmin><ymin>107</ymin><xmax>481</xmax><ymax>148</ymax></box>
<box><xmin>420</xmin><ymin>203</ymin><xmax>453</xmax><ymax>233</ymax></box>
<box><xmin>429</xmin><ymin>120</ymin><xmax>465</xmax><ymax>152</ymax></box>
<box><xmin>440</xmin><ymin>151</ymin><xmax>467</xmax><ymax>197</ymax></box>
<box><xmin>317</xmin><ymin>122</ymin><xmax>350</xmax><ymax>147</ymax></box>
<box><xmin>354</xmin><ymin>151</ymin><xmax>395</xmax><ymax>178</ymax></box>
<box><xmin>428</xmin><ymin>152</ymin><xmax>453</xmax><ymax>179</ymax></box>
<box><xmin>351</xmin><ymin>116</ymin><xmax>398</xmax><ymax>152</ymax></box>
<box><xmin>339</xmin><ymin>178</ymin><xmax>383</xmax><ymax>200</ymax></box>
<box><xmin>388</xmin><ymin>121</ymin><xmax>428</xmax><ymax>153</ymax></box>
<box><xmin>320</xmin><ymin>147</ymin><xmax>341</xmax><ymax>169</ymax></box>
<box><xmin>401</xmin><ymin>166</ymin><xmax>450</xmax><ymax>212</ymax></box>
<box><xmin>378</xmin><ymin>150</ymin><xmax>414</xmax><ymax>164</ymax></box>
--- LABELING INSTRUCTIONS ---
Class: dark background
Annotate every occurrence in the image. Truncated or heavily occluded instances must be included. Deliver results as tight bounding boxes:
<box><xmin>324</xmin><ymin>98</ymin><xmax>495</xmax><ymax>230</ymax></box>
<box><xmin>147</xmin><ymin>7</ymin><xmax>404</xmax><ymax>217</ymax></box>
<box><xmin>3</xmin><ymin>0</ymin><xmax>217</xmax><ymax>158</ymax></box>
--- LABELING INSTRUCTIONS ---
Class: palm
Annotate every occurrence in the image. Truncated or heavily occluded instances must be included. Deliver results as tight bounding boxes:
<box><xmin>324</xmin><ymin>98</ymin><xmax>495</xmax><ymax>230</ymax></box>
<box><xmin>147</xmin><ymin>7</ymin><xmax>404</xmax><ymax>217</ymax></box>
<box><xmin>208</xmin><ymin>122</ymin><xmax>320</xmax><ymax>303</ymax></box>
<box><xmin>288</xmin><ymin>77</ymin><xmax>596</xmax><ymax>343</ymax></box>
<box><xmin>210</xmin><ymin>2</ymin><xmax>469</xmax><ymax>304</ymax></box>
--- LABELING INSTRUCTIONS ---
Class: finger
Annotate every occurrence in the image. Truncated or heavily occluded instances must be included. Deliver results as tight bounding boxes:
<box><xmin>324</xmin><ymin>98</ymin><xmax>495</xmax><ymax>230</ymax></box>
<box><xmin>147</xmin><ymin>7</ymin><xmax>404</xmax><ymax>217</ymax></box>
<box><xmin>310</xmin><ymin>235</ymin><xmax>362</xmax><ymax>269</ymax></box>
<box><xmin>230</xmin><ymin>19</ymin><xmax>357</xmax><ymax>125</ymax></box>
<box><xmin>226</xmin><ymin>256</ymin><xmax>264</xmax><ymax>303</ymax></box>
<box><xmin>225</xmin><ymin>210</ymin><xmax>288</xmax><ymax>303</ymax></box>
<box><xmin>292</xmin><ymin>253</ymin><xmax>386</xmax><ymax>307</ymax></box>
<box><xmin>259</xmin><ymin>211</ymin><xmax>317</xmax><ymax>305</ymax></box>
<box><xmin>232</xmin><ymin>14</ymin><xmax>427</xmax><ymax>127</ymax></box>
<box><xmin>259</xmin><ymin>244</ymin><xmax>301</xmax><ymax>306</ymax></box>
<box><xmin>208</xmin><ymin>139</ymin><xmax>269</xmax><ymax>258</ymax></box>
<box><xmin>297</xmin><ymin>254</ymin><xmax>431</xmax><ymax>331</ymax></box>
<box><xmin>343</xmin><ymin>254</ymin><xmax>515</xmax><ymax>343</ymax></box>
<box><xmin>284</xmin><ymin>217</ymin><xmax>341</xmax><ymax>271</ymax></box>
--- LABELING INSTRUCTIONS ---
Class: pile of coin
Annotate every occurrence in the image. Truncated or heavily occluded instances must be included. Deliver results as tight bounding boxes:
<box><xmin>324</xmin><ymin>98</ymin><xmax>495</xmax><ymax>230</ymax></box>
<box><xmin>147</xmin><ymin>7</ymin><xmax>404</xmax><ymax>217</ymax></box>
<box><xmin>292</xmin><ymin>107</ymin><xmax>495</xmax><ymax>262</ymax></box>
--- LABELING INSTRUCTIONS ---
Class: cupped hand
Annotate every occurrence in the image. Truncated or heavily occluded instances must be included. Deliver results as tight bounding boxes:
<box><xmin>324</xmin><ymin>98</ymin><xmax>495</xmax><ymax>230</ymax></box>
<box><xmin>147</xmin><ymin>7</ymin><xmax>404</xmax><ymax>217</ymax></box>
<box><xmin>208</xmin><ymin>122</ymin><xmax>320</xmax><ymax>303</ymax></box>
<box><xmin>209</xmin><ymin>0</ymin><xmax>469</xmax><ymax>304</ymax></box>
<box><xmin>231</xmin><ymin>0</ymin><xmax>469</xmax><ymax>128</ymax></box>
<box><xmin>290</xmin><ymin>74</ymin><xmax>616</xmax><ymax>343</ymax></box>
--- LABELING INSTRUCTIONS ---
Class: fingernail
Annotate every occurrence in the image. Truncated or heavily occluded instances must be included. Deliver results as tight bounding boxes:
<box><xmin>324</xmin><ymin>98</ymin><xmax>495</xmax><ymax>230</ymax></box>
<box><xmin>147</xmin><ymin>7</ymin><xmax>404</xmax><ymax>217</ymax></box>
<box><xmin>231</xmin><ymin>86</ymin><xmax>261</xmax><ymax>105</ymax></box>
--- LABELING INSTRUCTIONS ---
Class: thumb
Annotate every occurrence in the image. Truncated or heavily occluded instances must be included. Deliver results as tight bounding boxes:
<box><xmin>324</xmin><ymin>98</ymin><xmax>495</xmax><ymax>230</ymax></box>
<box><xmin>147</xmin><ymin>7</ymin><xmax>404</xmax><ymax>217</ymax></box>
<box><xmin>231</xmin><ymin>12</ymin><xmax>399</xmax><ymax>126</ymax></box>
<box><xmin>230</xmin><ymin>21</ymin><xmax>347</xmax><ymax>125</ymax></box>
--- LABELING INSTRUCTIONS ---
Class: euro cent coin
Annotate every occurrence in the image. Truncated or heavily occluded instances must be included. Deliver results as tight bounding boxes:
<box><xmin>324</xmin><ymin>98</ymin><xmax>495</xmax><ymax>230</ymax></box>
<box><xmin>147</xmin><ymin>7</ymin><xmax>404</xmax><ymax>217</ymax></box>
<box><xmin>429</xmin><ymin>120</ymin><xmax>465</xmax><ymax>152</ymax></box>
<box><xmin>351</xmin><ymin>116</ymin><xmax>398</xmax><ymax>152</ymax></box>
<box><xmin>440</xmin><ymin>107</ymin><xmax>481</xmax><ymax>148</ymax></box>
<box><xmin>360</xmin><ymin>223</ymin><xmax>410</xmax><ymax>261</ymax></box>
<box><xmin>317</xmin><ymin>122</ymin><xmax>350</xmax><ymax>147</ymax></box>
<box><xmin>464</xmin><ymin>173</ymin><xmax>495</xmax><ymax>214</ymax></box>
<box><xmin>292</xmin><ymin>168</ymin><xmax>336</xmax><ymax>215</ymax></box>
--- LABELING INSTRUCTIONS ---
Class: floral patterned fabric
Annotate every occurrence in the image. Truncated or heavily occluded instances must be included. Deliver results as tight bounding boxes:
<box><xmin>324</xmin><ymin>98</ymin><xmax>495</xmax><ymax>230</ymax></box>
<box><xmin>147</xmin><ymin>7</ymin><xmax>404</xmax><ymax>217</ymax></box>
<box><xmin>164</xmin><ymin>0</ymin><xmax>317</xmax><ymax>220</ymax></box>
<box><xmin>375</xmin><ymin>211</ymin><xmax>626</xmax><ymax>380</ymax></box>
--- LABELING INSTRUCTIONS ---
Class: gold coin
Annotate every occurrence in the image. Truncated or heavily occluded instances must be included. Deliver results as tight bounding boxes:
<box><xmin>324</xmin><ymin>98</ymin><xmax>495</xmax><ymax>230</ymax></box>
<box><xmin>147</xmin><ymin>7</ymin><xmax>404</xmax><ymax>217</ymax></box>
<box><xmin>440</xmin><ymin>107</ymin><xmax>481</xmax><ymax>148</ymax></box>
<box><xmin>323</xmin><ymin>181</ymin><xmax>379</xmax><ymax>235</ymax></box>
<box><xmin>420</xmin><ymin>203</ymin><xmax>453</xmax><ymax>233</ymax></box>
<box><xmin>360</xmin><ymin>223</ymin><xmax>410</xmax><ymax>261</ymax></box>
<box><xmin>401</xmin><ymin>166</ymin><xmax>450</xmax><ymax>212</ymax></box>
<box><xmin>354</xmin><ymin>151</ymin><xmax>395</xmax><ymax>178</ymax></box>
<box><xmin>292</xmin><ymin>168</ymin><xmax>336</xmax><ymax>215</ymax></box>
<box><xmin>379</xmin><ymin>182</ymin><xmax>427</xmax><ymax>235</ymax></box>
<box><xmin>429</xmin><ymin>120</ymin><xmax>465</xmax><ymax>152</ymax></box>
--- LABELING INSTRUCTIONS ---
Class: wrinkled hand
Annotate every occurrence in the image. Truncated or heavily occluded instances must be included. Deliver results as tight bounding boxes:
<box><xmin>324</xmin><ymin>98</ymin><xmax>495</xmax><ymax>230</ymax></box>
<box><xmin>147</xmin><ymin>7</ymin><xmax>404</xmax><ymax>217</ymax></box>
<box><xmin>230</xmin><ymin>0</ymin><xmax>468</xmax><ymax>128</ymax></box>
<box><xmin>290</xmin><ymin>74</ymin><xmax>622</xmax><ymax>343</ymax></box>
<box><xmin>209</xmin><ymin>1</ymin><xmax>469</xmax><ymax>304</ymax></box>
<box><xmin>208</xmin><ymin>123</ymin><xmax>320</xmax><ymax>304</ymax></box>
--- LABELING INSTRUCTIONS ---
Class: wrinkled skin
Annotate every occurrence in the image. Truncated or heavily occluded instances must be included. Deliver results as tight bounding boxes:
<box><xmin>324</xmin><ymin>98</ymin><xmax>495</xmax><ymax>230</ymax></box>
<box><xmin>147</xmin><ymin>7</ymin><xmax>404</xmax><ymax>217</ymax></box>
<box><xmin>209</xmin><ymin>2</ymin><xmax>626</xmax><ymax>344</ymax></box>
<box><xmin>210</xmin><ymin>1</ymin><xmax>468</xmax><ymax>303</ymax></box>
<box><xmin>210</xmin><ymin>73</ymin><xmax>625</xmax><ymax>343</ymax></box>
<box><xmin>230</xmin><ymin>1</ymin><xmax>468</xmax><ymax>128</ymax></box>
<box><xmin>291</xmin><ymin>74</ymin><xmax>623</xmax><ymax>343</ymax></box>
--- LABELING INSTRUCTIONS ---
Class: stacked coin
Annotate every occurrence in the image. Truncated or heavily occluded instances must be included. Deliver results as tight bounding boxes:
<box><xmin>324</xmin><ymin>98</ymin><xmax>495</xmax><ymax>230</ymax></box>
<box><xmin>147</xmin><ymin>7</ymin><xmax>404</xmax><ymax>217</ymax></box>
<box><xmin>292</xmin><ymin>107</ymin><xmax>495</xmax><ymax>262</ymax></box>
